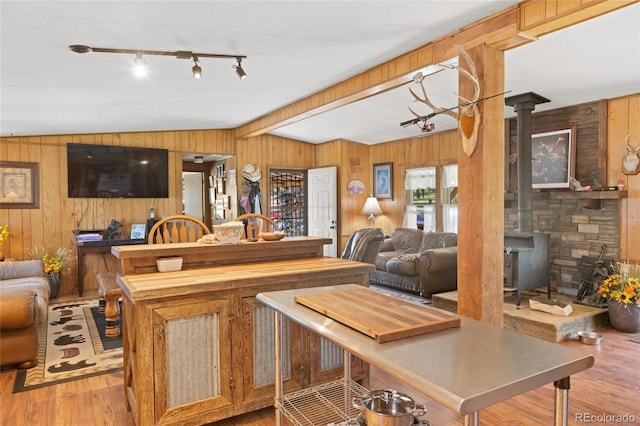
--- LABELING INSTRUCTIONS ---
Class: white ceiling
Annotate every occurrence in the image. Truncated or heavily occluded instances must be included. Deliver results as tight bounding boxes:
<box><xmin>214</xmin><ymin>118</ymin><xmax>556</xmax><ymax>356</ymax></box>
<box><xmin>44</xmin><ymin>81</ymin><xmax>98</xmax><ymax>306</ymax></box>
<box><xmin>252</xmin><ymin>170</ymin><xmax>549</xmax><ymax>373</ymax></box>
<box><xmin>1</xmin><ymin>1</ymin><xmax>639</xmax><ymax>145</ymax></box>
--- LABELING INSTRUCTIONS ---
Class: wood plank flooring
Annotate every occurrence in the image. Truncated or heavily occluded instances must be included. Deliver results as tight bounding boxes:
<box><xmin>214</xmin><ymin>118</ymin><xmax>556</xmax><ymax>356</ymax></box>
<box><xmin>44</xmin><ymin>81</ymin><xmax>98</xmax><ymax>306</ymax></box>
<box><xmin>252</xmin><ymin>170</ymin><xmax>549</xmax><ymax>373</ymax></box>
<box><xmin>1</xmin><ymin>292</ymin><xmax>638</xmax><ymax>425</ymax></box>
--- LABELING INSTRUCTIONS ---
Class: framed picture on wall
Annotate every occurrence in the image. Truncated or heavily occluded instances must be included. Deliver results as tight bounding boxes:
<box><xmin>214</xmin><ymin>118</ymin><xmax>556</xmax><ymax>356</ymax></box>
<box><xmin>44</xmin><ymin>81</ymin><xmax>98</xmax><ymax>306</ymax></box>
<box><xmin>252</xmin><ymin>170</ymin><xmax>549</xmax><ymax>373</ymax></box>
<box><xmin>0</xmin><ymin>161</ymin><xmax>39</xmax><ymax>209</ymax></box>
<box><xmin>373</xmin><ymin>162</ymin><xmax>393</xmax><ymax>200</ymax></box>
<box><xmin>531</xmin><ymin>125</ymin><xmax>577</xmax><ymax>189</ymax></box>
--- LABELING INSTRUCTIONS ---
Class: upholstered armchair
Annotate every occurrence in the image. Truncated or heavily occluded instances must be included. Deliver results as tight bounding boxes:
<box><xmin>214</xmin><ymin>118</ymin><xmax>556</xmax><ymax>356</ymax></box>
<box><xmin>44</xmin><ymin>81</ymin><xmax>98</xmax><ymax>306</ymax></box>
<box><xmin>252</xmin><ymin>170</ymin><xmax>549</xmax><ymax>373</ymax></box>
<box><xmin>340</xmin><ymin>227</ymin><xmax>386</xmax><ymax>264</ymax></box>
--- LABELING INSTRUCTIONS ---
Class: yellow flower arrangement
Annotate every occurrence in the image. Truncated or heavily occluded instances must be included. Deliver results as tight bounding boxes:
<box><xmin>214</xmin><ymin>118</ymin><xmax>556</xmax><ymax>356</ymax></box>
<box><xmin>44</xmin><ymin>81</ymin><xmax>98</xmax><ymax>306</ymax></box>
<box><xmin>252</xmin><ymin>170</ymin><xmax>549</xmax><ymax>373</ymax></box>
<box><xmin>597</xmin><ymin>262</ymin><xmax>640</xmax><ymax>306</ymax></box>
<box><xmin>32</xmin><ymin>246</ymin><xmax>72</xmax><ymax>275</ymax></box>
<box><xmin>0</xmin><ymin>225</ymin><xmax>9</xmax><ymax>245</ymax></box>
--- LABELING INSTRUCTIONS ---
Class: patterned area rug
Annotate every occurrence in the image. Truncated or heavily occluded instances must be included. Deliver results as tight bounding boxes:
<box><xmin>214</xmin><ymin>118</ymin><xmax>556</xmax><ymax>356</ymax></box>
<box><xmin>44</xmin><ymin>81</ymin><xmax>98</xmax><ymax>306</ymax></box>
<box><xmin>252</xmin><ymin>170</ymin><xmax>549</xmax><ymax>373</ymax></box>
<box><xmin>12</xmin><ymin>299</ymin><xmax>123</xmax><ymax>393</ymax></box>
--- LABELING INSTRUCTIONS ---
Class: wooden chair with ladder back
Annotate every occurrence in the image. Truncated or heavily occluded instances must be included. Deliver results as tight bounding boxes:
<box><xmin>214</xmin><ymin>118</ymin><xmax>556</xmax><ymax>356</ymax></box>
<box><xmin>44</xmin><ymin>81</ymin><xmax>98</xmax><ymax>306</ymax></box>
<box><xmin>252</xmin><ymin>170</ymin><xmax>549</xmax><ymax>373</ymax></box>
<box><xmin>235</xmin><ymin>213</ymin><xmax>279</xmax><ymax>240</ymax></box>
<box><xmin>148</xmin><ymin>215</ymin><xmax>211</xmax><ymax>244</ymax></box>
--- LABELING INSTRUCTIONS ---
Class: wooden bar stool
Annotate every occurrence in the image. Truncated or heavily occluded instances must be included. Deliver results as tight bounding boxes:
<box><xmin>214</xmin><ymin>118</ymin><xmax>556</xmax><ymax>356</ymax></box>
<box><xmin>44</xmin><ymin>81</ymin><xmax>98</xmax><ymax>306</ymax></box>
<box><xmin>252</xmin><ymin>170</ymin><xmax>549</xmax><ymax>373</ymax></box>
<box><xmin>96</xmin><ymin>272</ymin><xmax>122</xmax><ymax>339</ymax></box>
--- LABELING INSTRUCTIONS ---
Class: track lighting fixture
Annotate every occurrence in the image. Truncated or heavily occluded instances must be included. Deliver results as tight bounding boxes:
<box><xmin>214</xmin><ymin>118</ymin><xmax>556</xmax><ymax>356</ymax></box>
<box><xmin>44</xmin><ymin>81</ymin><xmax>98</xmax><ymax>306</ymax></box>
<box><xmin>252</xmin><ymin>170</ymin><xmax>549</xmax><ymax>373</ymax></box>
<box><xmin>68</xmin><ymin>45</ymin><xmax>247</xmax><ymax>80</ymax></box>
<box><xmin>233</xmin><ymin>58</ymin><xmax>247</xmax><ymax>80</ymax></box>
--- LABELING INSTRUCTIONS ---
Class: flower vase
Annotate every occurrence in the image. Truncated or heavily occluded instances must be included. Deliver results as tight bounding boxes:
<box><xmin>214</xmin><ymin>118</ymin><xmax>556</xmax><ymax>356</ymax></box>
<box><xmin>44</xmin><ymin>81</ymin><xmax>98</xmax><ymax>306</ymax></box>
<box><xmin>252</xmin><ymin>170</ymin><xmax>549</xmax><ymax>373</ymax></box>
<box><xmin>47</xmin><ymin>272</ymin><xmax>61</xmax><ymax>299</ymax></box>
<box><xmin>608</xmin><ymin>300</ymin><xmax>640</xmax><ymax>333</ymax></box>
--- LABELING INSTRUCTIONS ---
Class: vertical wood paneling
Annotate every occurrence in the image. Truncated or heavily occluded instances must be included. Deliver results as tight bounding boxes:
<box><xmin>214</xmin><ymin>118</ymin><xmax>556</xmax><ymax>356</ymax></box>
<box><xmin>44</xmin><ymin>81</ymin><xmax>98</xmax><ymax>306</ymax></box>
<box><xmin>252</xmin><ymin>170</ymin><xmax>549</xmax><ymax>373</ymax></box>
<box><xmin>607</xmin><ymin>94</ymin><xmax>640</xmax><ymax>261</ymax></box>
<box><xmin>0</xmin><ymin>128</ymin><xmax>233</xmax><ymax>294</ymax></box>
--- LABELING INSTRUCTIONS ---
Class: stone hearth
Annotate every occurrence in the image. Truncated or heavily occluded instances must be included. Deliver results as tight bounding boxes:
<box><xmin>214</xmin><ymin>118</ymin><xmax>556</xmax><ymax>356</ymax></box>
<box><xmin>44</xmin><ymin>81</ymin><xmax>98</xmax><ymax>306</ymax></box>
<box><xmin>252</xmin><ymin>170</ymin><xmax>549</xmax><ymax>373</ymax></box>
<box><xmin>433</xmin><ymin>290</ymin><xmax>608</xmax><ymax>342</ymax></box>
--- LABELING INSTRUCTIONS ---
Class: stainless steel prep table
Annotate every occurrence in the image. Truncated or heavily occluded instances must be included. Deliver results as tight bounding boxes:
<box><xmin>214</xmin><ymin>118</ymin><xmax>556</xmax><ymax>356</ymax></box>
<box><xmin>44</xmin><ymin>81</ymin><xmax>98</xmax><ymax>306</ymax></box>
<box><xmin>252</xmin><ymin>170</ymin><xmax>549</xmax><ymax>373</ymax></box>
<box><xmin>257</xmin><ymin>284</ymin><xmax>595</xmax><ymax>426</ymax></box>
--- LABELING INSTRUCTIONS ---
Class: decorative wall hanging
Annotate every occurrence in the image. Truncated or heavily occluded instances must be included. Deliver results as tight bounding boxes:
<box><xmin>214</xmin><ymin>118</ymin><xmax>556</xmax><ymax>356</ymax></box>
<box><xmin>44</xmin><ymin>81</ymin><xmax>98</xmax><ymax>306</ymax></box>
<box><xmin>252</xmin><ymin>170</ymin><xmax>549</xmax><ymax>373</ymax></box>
<box><xmin>531</xmin><ymin>125</ymin><xmax>577</xmax><ymax>189</ymax></box>
<box><xmin>622</xmin><ymin>134</ymin><xmax>640</xmax><ymax>175</ymax></box>
<box><xmin>373</xmin><ymin>163</ymin><xmax>393</xmax><ymax>200</ymax></box>
<box><xmin>0</xmin><ymin>161</ymin><xmax>39</xmax><ymax>209</ymax></box>
<box><xmin>347</xmin><ymin>179</ymin><xmax>365</xmax><ymax>195</ymax></box>
<box><xmin>402</xmin><ymin>45</ymin><xmax>482</xmax><ymax>157</ymax></box>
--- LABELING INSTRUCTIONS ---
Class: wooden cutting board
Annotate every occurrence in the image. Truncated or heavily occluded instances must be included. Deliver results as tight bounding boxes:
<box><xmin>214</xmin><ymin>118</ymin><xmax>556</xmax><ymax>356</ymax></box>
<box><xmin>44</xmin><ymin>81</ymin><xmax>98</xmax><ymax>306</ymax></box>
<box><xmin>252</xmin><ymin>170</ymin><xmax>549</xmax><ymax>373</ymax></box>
<box><xmin>295</xmin><ymin>287</ymin><xmax>460</xmax><ymax>343</ymax></box>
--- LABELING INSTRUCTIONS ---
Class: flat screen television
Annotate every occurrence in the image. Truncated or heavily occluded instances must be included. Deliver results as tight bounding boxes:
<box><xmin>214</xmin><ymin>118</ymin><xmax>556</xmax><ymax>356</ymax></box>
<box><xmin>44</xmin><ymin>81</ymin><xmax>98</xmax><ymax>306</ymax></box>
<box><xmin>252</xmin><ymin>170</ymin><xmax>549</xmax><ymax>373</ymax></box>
<box><xmin>67</xmin><ymin>143</ymin><xmax>169</xmax><ymax>198</ymax></box>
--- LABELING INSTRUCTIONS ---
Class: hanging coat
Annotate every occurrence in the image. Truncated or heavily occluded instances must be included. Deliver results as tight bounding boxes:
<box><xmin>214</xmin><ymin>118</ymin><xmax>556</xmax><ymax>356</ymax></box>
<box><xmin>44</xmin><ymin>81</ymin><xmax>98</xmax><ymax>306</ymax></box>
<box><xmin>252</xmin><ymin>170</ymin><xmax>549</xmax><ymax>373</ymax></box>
<box><xmin>239</xmin><ymin>178</ymin><xmax>262</xmax><ymax>214</ymax></box>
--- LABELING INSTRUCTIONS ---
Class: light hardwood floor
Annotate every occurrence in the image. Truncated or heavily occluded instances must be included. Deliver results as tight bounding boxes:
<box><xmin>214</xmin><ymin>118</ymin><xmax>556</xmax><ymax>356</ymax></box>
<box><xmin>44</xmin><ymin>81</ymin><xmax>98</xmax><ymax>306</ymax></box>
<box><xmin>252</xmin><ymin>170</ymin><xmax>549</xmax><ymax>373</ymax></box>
<box><xmin>1</xmin><ymin>293</ymin><xmax>638</xmax><ymax>425</ymax></box>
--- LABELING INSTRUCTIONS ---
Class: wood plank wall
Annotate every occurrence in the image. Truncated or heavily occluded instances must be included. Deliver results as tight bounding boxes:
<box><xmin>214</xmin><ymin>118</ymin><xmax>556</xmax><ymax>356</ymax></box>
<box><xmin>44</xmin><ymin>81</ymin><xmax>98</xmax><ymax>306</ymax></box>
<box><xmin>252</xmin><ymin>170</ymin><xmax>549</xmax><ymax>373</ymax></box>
<box><xmin>607</xmin><ymin>93</ymin><xmax>640</xmax><ymax>261</ymax></box>
<box><xmin>0</xmin><ymin>129</ymin><xmax>235</xmax><ymax>295</ymax></box>
<box><xmin>1</xmin><ymin>94</ymin><xmax>637</xmax><ymax>295</ymax></box>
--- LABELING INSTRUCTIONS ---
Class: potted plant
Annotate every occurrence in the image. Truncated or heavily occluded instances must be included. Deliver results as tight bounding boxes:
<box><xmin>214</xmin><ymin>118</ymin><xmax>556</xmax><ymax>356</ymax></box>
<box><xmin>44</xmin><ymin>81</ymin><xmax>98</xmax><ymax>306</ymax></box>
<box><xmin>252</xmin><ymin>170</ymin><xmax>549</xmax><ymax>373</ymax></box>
<box><xmin>32</xmin><ymin>246</ymin><xmax>71</xmax><ymax>298</ymax></box>
<box><xmin>0</xmin><ymin>225</ymin><xmax>8</xmax><ymax>261</ymax></box>
<box><xmin>597</xmin><ymin>261</ymin><xmax>640</xmax><ymax>333</ymax></box>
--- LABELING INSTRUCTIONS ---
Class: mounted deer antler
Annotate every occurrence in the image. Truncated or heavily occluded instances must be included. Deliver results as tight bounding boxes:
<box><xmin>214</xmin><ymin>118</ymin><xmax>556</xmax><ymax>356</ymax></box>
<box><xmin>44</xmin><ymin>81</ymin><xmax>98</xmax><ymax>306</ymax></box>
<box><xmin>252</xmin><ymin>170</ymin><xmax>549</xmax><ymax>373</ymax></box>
<box><xmin>622</xmin><ymin>134</ymin><xmax>640</xmax><ymax>175</ymax></box>
<box><xmin>408</xmin><ymin>45</ymin><xmax>481</xmax><ymax>156</ymax></box>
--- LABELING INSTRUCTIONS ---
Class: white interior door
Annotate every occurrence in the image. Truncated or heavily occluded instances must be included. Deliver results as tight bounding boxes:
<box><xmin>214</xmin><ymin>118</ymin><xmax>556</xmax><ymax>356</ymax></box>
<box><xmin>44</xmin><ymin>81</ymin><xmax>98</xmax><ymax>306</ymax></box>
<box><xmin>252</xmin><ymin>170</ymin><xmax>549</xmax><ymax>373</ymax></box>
<box><xmin>182</xmin><ymin>172</ymin><xmax>204</xmax><ymax>221</ymax></box>
<box><xmin>308</xmin><ymin>166</ymin><xmax>337</xmax><ymax>257</ymax></box>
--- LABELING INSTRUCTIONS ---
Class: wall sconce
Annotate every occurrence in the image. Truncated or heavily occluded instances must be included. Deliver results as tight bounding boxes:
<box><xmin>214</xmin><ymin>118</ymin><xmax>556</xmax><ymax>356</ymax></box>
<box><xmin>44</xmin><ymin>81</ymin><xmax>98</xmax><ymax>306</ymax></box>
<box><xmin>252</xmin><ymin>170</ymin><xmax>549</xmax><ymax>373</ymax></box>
<box><xmin>361</xmin><ymin>195</ymin><xmax>383</xmax><ymax>226</ymax></box>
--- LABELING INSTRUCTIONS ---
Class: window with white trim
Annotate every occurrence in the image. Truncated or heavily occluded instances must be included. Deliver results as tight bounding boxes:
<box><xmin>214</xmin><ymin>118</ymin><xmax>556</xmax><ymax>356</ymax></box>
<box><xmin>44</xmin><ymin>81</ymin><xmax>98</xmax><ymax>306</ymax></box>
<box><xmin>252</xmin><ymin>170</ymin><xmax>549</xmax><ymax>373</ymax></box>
<box><xmin>403</xmin><ymin>165</ymin><xmax>457</xmax><ymax>233</ymax></box>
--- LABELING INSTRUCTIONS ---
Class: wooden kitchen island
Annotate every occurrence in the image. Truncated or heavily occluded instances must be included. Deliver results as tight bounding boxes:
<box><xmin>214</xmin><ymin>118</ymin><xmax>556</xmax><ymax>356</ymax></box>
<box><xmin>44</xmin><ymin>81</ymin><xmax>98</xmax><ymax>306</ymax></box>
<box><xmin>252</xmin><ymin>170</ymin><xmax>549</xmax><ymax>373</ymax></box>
<box><xmin>111</xmin><ymin>237</ymin><xmax>373</xmax><ymax>426</ymax></box>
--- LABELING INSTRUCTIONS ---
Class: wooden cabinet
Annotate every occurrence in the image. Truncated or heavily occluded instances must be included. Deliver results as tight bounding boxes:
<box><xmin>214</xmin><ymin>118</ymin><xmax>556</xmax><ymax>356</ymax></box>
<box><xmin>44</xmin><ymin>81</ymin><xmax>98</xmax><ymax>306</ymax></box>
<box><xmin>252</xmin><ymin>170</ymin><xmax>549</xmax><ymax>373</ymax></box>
<box><xmin>113</xmin><ymin>241</ymin><xmax>373</xmax><ymax>425</ymax></box>
<box><xmin>152</xmin><ymin>296</ymin><xmax>235</xmax><ymax>423</ymax></box>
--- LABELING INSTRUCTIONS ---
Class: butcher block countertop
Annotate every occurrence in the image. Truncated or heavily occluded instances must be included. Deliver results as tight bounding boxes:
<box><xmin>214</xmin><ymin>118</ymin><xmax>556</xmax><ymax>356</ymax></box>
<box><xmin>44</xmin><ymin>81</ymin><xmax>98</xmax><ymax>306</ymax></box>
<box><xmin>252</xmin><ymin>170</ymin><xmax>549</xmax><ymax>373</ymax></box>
<box><xmin>116</xmin><ymin>257</ymin><xmax>373</xmax><ymax>300</ymax></box>
<box><xmin>111</xmin><ymin>236</ymin><xmax>332</xmax><ymax>274</ymax></box>
<box><xmin>295</xmin><ymin>287</ymin><xmax>460</xmax><ymax>342</ymax></box>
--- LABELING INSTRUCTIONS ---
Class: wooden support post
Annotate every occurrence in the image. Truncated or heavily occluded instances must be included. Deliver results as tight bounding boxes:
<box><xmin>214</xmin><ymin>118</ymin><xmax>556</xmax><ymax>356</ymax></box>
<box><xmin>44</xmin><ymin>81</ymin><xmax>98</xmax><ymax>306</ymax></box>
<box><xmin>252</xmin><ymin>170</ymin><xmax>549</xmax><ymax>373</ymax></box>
<box><xmin>456</xmin><ymin>43</ymin><xmax>505</xmax><ymax>326</ymax></box>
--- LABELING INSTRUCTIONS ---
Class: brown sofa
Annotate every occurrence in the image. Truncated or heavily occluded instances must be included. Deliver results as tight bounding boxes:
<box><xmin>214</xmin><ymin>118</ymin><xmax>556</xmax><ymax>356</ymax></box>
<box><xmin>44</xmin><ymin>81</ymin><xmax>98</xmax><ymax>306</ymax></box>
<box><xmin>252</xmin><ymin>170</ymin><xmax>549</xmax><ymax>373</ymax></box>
<box><xmin>0</xmin><ymin>260</ymin><xmax>49</xmax><ymax>368</ymax></box>
<box><xmin>370</xmin><ymin>228</ymin><xmax>457</xmax><ymax>297</ymax></box>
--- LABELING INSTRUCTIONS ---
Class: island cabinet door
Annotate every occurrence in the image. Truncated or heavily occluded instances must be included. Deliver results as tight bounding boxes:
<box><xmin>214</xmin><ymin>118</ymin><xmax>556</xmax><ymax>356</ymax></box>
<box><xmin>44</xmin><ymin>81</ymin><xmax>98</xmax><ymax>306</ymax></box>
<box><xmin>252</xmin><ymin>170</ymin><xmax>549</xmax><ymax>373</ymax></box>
<box><xmin>240</xmin><ymin>296</ymin><xmax>307</xmax><ymax>409</ymax></box>
<box><xmin>151</xmin><ymin>297</ymin><xmax>235</xmax><ymax>425</ymax></box>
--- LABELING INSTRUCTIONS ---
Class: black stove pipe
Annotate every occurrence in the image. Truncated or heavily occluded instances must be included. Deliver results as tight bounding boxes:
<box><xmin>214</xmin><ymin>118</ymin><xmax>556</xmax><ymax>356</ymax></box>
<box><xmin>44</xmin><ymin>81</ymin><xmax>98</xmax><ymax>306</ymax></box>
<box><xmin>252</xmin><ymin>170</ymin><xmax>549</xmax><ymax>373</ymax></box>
<box><xmin>505</xmin><ymin>92</ymin><xmax>550</xmax><ymax>233</ymax></box>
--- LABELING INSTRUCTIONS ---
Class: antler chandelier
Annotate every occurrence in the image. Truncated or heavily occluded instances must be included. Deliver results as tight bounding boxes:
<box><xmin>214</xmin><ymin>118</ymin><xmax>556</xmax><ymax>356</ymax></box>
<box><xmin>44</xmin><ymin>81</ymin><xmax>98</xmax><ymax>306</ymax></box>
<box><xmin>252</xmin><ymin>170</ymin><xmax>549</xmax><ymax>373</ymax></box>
<box><xmin>69</xmin><ymin>45</ymin><xmax>247</xmax><ymax>80</ymax></box>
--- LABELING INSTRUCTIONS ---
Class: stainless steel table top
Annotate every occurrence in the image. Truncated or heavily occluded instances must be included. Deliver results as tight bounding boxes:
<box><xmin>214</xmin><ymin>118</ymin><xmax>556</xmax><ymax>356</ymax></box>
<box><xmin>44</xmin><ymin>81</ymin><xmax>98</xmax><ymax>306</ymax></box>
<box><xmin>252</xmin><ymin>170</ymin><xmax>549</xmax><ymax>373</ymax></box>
<box><xmin>257</xmin><ymin>284</ymin><xmax>594</xmax><ymax>416</ymax></box>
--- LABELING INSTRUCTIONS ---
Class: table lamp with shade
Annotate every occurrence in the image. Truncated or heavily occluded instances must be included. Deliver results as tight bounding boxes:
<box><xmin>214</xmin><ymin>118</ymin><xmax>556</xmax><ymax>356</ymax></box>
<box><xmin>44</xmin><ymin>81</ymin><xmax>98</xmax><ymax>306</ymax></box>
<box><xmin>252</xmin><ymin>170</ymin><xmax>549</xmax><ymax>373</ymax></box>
<box><xmin>361</xmin><ymin>195</ymin><xmax>383</xmax><ymax>226</ymax></box>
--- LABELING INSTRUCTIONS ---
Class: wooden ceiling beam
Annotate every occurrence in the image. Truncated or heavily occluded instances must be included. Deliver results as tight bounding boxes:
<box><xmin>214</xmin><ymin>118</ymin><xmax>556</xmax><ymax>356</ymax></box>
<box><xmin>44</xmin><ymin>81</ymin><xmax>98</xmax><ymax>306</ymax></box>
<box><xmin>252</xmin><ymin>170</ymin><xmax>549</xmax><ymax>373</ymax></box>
<box><xmin>235</xmin><ymin>0</ymin><xmax>637</xmax><ymax>139</ymax></box>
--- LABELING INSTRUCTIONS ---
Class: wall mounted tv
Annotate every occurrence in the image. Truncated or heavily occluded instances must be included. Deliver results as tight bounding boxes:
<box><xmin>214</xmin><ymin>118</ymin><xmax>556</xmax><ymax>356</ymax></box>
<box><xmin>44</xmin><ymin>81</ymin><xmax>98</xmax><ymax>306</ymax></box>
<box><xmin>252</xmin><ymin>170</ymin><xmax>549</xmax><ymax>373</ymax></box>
<box><xmin>67</xmin><ymin>143</ymin><xmax>169</xmax><ymax>198</ymax></box>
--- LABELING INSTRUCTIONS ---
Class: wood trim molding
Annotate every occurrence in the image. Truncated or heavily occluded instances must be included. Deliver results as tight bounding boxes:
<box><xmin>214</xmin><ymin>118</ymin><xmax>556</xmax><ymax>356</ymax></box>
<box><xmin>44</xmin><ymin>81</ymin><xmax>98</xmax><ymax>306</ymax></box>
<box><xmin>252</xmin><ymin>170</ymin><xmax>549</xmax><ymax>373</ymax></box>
<box><xmin>518</xmin><ymin>0</ymin><xmax>638</xmax><ymax>37</ymax></box>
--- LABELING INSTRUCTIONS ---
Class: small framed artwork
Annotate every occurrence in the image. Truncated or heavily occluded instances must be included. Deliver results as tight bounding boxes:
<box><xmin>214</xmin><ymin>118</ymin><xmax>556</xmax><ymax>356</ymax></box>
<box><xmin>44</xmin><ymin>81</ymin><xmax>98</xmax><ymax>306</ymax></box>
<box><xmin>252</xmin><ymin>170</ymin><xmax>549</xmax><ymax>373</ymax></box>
<box><xmin>346</xmin><ymin>179</ymin><xmax>365</xmax><ymax>195</ymax></box>
<box><xmin>373</xmin><ymin>162</ymin><xmax>393</xmax><ymax>200</ymax></box>
<box><xmin>531</xmin><ymin>124</ymin><xmax>577</xmax><ymax>189</ymax></box>
<box><xmin>131</xmin><ymin>223</ymin><xmax>146</xmax><ymax>240</ymax></box>
<box><xmin>0</xmin><ymin>161</ymin><xmax>39</xmax><ymax>209</ymax></box>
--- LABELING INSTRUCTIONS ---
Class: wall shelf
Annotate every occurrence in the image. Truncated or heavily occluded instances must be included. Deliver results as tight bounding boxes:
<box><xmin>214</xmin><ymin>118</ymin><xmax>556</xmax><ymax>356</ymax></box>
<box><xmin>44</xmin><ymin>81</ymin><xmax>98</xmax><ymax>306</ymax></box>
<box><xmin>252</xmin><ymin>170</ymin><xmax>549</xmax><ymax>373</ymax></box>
<box><xmin>505</xmin><ymin>190</ymin><xmax>626</xmax><ymax>209</ymax></box>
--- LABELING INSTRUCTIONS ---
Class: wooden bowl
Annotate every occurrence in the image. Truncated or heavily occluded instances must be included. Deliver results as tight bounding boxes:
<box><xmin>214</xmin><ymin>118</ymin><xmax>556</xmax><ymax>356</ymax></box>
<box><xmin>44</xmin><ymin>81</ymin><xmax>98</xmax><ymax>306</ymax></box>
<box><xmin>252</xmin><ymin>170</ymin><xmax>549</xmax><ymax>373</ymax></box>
<box><xmin>260</xmin><ymin>232</ymin><xmax>286</xmax><ymax>241</ymax></box>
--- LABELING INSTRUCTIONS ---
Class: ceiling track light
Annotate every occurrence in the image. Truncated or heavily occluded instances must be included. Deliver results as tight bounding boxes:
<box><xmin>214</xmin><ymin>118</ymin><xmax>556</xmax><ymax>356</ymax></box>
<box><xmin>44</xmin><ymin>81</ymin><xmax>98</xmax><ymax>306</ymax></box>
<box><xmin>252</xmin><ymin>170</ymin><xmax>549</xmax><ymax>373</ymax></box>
<box><xmin>133</xmin><ymin>53</ymin><xmax>148</xmax><ymax>77</ymax></box>
<box><xmin>192</xmin><ymin>55</ymin><xmax>202</xmax><ymax>79</ymax></box>
<box><xmin>68</xmin><ymin>45</ymin><xmax>247</xmax><ymax>80</ymax></box>
<box><xmin>233</xmin><ymin>58</ymin><xmax>247</xmax><ymax>80</ymax></box>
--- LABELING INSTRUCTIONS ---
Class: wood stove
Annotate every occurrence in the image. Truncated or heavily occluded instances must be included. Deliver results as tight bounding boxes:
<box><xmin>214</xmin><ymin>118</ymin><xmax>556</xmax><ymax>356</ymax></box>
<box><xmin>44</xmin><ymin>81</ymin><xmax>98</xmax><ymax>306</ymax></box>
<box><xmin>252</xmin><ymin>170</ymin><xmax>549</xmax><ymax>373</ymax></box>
<box><xmin>504</xmin><ymin>232</ymin><xmax>550</xmax><ymax>307</ymax></box>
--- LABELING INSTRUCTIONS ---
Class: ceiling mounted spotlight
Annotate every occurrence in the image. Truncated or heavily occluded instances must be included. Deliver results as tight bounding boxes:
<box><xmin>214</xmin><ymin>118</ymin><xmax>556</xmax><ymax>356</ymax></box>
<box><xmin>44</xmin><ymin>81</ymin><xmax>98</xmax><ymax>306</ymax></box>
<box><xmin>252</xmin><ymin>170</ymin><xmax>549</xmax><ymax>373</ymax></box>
<box><xmin>68</xmin><ymin>45</ymin><xmax>247</xmax><ymax>80</ymax></box>
<box><xmin>133</xmin><ymin>53</ymin><xmax>148</xmax><ymax>77</ymax></box>
<box><xmin>234</xmin><ymin>58</ymin><xmax>247</xmax><ymax>80</ymax></box>
<box><xmin>192</xmin><ymin>56</ymin><xmax>202</xmax><ymax>79</ymax></box>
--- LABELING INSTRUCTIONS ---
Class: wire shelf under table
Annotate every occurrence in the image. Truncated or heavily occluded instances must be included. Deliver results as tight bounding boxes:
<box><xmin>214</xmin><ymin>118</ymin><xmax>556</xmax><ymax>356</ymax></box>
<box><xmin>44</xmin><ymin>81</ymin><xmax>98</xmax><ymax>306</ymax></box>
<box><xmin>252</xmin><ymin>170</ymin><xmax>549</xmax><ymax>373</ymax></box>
<box><xmin>277</xmin><ymin>378</ymin><xmax>368</xmax><ymax>426</ymax></box>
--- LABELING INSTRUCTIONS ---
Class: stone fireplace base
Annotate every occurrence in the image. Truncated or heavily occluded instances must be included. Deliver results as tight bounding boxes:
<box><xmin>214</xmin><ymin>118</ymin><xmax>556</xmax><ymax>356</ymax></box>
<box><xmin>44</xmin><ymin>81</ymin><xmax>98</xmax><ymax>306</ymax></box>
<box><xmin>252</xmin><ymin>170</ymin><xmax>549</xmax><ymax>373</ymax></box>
<box><xmin>433</xmin><ymin>290</ymin><xmax>608</xmax><ymax>342</ymax></box>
